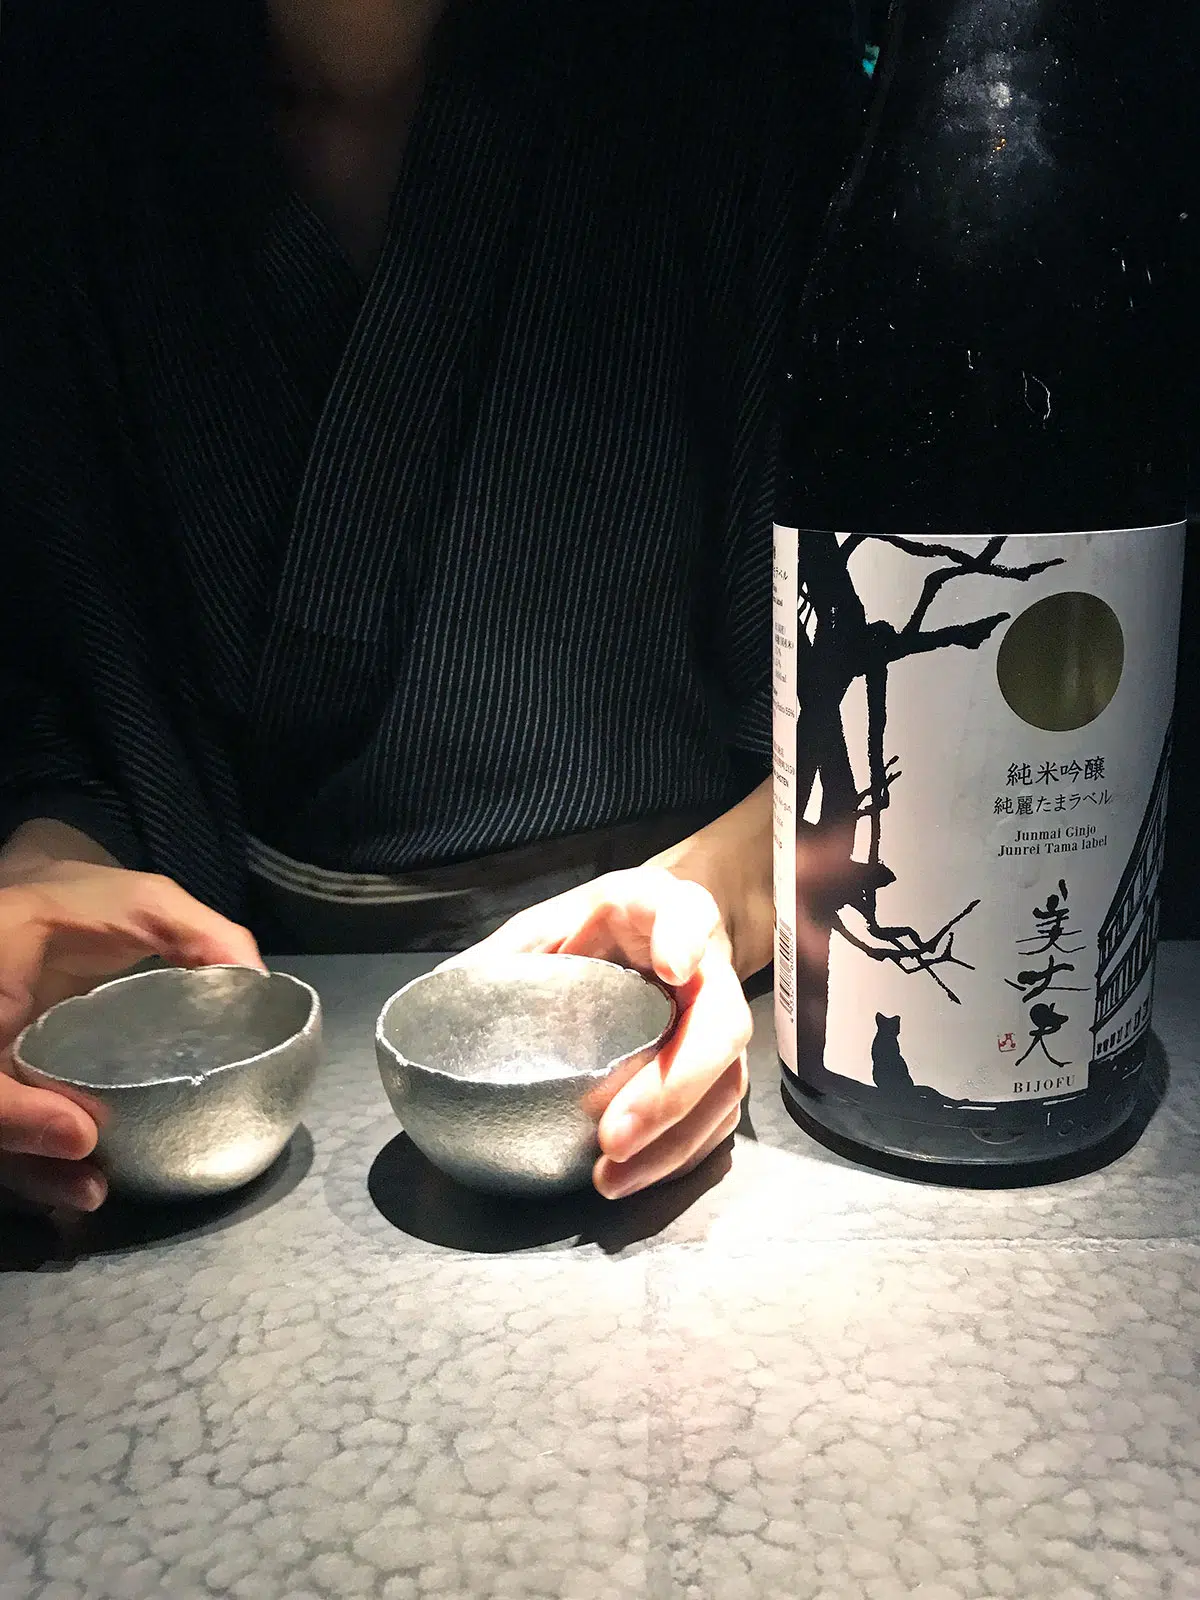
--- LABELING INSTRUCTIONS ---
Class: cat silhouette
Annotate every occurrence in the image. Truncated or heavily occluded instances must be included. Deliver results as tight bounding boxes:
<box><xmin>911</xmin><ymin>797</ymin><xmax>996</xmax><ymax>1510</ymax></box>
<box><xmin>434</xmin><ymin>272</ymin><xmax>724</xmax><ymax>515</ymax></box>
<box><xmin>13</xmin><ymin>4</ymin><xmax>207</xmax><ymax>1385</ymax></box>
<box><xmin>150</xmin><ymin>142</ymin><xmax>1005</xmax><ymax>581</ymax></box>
<box><xmin>871</xmin><ymin>1012</ymin><xmax>915</xmax><ymax>1094</ymax></box>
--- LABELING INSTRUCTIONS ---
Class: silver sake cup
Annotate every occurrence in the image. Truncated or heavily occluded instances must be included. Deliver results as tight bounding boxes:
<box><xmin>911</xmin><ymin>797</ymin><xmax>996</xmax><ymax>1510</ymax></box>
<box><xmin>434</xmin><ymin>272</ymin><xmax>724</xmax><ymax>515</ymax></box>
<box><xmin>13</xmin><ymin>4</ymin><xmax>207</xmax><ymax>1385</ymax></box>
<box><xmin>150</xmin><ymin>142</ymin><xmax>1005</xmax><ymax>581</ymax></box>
<box><xmin>13</xmin><ymin>965</ymin><xmax>322</xmax><ymax>1201</ymax></box>
<box><xmin>375</xmin><ymin>953</ymin><xmax>676</xmax><ymax>1196</ymax></box>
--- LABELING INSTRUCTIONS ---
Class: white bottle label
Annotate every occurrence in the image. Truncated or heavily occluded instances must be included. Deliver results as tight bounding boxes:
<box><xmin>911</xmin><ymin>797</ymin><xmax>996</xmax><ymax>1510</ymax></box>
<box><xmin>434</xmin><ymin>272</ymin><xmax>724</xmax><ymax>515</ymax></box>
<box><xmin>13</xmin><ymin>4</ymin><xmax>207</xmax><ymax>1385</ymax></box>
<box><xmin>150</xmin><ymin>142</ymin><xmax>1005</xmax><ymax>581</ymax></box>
<box><xmin>772</xmin><ymin>525</ymin><xmax>1185</xmax><ymax>1108</ymax></box>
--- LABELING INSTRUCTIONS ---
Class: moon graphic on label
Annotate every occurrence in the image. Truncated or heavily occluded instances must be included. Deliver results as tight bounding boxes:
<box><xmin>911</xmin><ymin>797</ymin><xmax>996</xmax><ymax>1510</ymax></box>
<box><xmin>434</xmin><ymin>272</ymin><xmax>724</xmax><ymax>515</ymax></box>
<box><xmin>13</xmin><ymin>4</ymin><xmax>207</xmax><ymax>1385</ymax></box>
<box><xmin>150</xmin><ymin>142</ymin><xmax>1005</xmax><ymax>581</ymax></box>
<box><xmin>996</xmin><ymin>591</ymin><xmax>1125</xmax><ymax>732</ymax></box>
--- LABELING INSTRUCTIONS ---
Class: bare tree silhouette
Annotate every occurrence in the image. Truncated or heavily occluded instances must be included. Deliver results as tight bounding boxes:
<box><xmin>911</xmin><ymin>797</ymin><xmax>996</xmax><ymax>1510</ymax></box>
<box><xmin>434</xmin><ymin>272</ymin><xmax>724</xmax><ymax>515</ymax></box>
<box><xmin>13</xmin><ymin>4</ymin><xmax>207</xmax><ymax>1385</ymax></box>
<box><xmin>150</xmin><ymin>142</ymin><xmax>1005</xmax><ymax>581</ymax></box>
<box><xmin>788</xmin><ymin>535</ymin><xmax>1065</xmax><ymax>1078</ymax></box>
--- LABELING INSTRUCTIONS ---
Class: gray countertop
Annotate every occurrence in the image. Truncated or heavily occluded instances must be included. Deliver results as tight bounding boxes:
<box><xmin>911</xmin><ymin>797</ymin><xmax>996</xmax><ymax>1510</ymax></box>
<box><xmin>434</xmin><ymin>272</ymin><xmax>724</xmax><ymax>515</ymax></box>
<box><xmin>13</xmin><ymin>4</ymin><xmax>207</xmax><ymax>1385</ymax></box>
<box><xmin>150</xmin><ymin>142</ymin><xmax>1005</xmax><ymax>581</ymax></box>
<box><xmin>2</xmin><ymin>946</ymin><xmax>1198</xmax><ymax>1600</ymax></box>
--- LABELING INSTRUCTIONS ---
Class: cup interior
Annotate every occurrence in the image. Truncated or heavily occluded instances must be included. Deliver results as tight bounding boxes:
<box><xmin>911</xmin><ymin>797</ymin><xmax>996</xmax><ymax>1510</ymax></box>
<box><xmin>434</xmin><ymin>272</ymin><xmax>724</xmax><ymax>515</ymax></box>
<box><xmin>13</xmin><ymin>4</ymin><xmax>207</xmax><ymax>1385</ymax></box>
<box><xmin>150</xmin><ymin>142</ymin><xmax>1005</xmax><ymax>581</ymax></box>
<box><xmin>17</xmin><ymin>967</ymin><xmax>314</xmax><ymax>1088</ymax></box>
<box><xmin>379</xmin><ymin>955</ymin><xmax>672</xmax><ymax>1085</ymax></box>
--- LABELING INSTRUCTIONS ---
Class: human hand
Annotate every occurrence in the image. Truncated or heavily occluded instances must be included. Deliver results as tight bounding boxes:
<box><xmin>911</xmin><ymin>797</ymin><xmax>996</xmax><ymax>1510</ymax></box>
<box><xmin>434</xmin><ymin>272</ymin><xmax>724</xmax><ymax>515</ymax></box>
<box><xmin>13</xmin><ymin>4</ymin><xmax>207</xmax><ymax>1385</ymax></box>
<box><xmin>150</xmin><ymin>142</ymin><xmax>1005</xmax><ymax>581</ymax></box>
<box><xmin>464</xmin><ymin>866</ymin><xmax>752</xmax><ymax>1199</ymax></box>
<box><xmin>0</xmin><ymin>854</ymin><xmax>263</xmax><ymax>1212</ymax></box>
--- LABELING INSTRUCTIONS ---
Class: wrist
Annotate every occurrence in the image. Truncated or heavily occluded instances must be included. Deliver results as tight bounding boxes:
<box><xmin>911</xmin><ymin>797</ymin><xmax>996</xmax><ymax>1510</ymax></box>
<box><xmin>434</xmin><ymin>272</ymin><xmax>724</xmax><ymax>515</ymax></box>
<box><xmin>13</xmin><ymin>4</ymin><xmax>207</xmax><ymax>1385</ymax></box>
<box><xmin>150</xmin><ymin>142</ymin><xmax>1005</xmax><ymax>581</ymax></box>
<box><xmin>0</xmin><ymin>819</ymin><xmax>118</xmax><ymax>885</ymax></box>
<box><xmin>645</xmin><ymin>780</ymin><xmax>774</xmax><ymax>980</ymax></box>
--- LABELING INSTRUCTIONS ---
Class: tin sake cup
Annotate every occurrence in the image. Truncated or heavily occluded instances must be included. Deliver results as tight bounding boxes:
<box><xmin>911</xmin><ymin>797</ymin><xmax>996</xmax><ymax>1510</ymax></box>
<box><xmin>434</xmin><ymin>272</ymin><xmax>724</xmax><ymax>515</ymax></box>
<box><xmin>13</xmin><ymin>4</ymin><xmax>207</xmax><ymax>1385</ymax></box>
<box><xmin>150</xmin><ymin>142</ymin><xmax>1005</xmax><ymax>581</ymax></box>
<box><xmin>13</xmin><ymin>965</ymin><xmax>322</xmax><ymax>1201</ymax></box>
<box><xmin>374</xmin><ymin>953</ymin><xmax>676</xmax><ymax>1197</ymax></box>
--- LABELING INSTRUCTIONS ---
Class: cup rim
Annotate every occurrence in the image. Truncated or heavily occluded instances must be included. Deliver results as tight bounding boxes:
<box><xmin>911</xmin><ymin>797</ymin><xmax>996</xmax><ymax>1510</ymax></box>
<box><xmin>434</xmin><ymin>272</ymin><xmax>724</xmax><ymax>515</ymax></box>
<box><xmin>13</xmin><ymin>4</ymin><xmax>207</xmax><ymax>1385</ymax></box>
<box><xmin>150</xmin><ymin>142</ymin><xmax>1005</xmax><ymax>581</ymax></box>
<box><xmin>12</xmin><ymin>964</ymin><xmax>321</xmax><ymax>1092</ymax></box>
<box><xmin>374</xmin><ymin>951</ymin><xmax>677</xmax><ymax>1088</ymax></box>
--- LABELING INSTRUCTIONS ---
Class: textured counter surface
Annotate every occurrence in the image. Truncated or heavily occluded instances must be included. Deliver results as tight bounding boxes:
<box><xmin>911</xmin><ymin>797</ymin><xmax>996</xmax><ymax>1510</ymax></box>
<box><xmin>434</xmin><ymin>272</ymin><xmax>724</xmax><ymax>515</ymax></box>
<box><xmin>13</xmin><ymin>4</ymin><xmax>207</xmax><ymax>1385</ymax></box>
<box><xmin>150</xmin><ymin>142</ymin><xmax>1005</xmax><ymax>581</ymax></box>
<box><xmin>2</xmin><ymin>947</ymin><xmax>1198</xmax><ymax>1600</ymax></box>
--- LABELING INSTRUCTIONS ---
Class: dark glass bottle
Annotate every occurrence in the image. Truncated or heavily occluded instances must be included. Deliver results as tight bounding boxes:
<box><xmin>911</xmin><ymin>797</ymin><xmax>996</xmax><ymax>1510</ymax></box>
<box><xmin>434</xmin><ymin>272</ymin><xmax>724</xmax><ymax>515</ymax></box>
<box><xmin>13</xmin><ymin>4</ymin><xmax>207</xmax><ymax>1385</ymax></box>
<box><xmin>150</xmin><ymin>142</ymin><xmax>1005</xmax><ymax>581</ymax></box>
<box><xmin>772</xmin><ymin>0</ymin><xmax>1193</xmax><ymax>1170</ymax></box>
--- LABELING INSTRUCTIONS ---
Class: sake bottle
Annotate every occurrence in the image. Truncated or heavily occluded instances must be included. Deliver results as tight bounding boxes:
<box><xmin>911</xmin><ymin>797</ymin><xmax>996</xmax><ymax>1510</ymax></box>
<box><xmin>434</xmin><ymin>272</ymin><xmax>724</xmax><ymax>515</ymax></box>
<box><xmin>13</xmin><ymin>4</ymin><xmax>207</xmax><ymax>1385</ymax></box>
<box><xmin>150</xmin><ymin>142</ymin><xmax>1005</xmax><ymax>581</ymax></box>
<box><xmin>772</xmin><ymin>0</ymin><xmax>1192</xmax><ymax>1166</ymax></box>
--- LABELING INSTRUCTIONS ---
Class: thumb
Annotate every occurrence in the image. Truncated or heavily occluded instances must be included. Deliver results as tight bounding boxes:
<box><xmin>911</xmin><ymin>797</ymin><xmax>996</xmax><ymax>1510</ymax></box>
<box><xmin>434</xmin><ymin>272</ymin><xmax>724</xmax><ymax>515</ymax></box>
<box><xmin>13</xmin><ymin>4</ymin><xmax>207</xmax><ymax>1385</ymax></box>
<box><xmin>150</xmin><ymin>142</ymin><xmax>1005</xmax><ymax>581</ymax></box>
<box><xmin>0</xmin><ymin>1071</ymin><xmax>97</xmax><ymax>1159</ymax></box>
<box><xmin>0</xmin><ymin>915</ymin><xmax>54</xmax><ymax>1054</ymax></box>
<box><xmin>648</xmin><ymin>876</ymin><xmax>722</xmax><ymax>988</ymax></box>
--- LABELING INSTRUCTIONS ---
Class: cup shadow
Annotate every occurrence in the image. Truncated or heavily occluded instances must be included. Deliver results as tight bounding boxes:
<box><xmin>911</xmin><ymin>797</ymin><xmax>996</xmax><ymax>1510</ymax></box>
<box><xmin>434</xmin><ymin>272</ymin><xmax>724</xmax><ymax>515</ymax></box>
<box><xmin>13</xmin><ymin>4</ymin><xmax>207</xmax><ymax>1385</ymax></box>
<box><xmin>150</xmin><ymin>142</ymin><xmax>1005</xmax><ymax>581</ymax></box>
<box><xmin>0</xmin><ymin>1124</ymin><xmax>314</xmax><ymax>1271</ymax></box>
<box><xmin>366</xmin><ymin>1130</ymin><xmax>734</xmax><ymax>1255</ymax></box>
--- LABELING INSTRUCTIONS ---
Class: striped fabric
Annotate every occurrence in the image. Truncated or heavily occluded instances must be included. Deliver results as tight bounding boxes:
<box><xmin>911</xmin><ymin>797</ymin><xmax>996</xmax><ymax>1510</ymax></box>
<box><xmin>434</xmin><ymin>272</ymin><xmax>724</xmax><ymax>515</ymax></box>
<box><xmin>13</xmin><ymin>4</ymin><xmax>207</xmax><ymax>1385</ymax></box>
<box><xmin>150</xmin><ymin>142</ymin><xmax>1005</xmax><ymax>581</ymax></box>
<box><xmin>0</xmin><ymin>0</ymin><xmax>864</xmax><ymax>923</ymax></box>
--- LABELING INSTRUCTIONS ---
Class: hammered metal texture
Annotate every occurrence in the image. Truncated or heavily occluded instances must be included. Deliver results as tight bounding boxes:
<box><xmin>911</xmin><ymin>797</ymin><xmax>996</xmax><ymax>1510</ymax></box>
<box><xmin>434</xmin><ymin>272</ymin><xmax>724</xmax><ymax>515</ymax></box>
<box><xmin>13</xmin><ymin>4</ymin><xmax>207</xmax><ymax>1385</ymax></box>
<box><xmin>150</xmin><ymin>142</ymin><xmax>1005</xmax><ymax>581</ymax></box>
<box><xmin>375</xmin><ymin>954</ymin><xmax>674</xmax><ymax>1195</ymax></box>
<box><xmin>14</xmin><ymin>966</ymin><xmax>322</xmax><ymax>1200</ymax></box>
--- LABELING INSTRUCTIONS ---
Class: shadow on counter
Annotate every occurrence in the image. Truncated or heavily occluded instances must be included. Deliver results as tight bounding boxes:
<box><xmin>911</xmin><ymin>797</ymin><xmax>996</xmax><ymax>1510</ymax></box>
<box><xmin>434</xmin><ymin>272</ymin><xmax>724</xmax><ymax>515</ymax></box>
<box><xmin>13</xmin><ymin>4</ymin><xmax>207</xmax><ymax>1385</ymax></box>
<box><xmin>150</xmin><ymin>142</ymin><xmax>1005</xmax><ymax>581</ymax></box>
<box><xmin>0</xmin><ymin>1124</ymin><xmax>315</xmax><ymax>1272</ymax></box>
<box><xmin>366</xmin><ymin>1127</ymin><xmax>738</xmax><ymax>1256</ymax></box>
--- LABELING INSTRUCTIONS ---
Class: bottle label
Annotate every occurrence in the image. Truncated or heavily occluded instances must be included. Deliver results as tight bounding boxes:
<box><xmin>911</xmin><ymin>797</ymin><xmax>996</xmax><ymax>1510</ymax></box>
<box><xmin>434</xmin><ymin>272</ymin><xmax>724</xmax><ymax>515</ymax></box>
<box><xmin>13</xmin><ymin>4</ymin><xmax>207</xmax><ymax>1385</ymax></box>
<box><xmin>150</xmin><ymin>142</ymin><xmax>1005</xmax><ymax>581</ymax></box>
<box><xmin>772</xmin><ymin>525</ymin><xmax>1185</xmax><ymax>1109</ymax></box>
